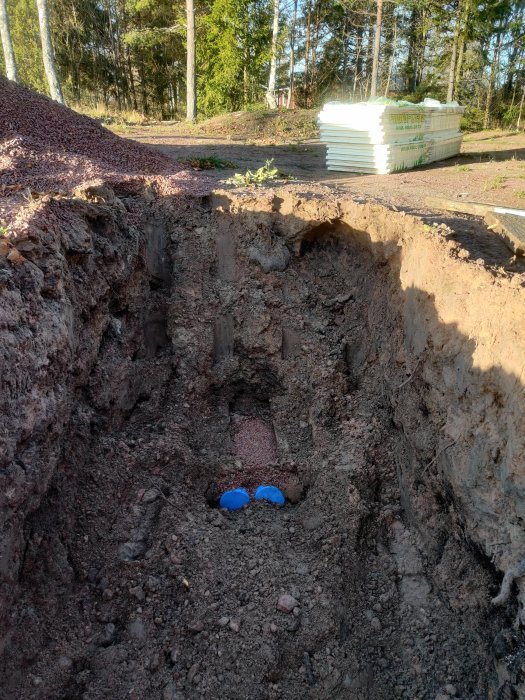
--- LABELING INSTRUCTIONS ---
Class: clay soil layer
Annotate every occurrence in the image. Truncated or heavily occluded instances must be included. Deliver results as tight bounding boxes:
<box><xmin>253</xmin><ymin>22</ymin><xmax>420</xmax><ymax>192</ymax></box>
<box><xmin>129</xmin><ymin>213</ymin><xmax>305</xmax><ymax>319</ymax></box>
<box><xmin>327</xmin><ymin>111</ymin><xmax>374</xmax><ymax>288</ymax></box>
<box><xmin>1</xmin><ymin>184</ymin><xmax>525</xmax><ymax>700</ymax></box>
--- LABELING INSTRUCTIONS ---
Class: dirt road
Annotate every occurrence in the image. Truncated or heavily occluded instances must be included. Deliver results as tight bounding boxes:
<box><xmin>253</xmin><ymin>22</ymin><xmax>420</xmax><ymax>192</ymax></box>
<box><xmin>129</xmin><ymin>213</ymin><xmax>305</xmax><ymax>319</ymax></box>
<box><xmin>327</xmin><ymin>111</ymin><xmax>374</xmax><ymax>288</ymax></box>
<box><xmin>121</xmin><ymin>125</ymin><xmax>525</xmax><ymax>213</ymax></box>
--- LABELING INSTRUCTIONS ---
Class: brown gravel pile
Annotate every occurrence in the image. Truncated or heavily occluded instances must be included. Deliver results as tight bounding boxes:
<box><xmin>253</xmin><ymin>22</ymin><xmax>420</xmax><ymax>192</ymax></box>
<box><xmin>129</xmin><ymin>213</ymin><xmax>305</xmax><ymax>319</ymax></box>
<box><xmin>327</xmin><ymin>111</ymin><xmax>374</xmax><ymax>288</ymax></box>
<box><xmin>232</xmin><ymin>416</ymin><xmax>278</xmax><ymax>468</ymax></box>
<box><xmin>217</xmin><ymin>416</ymin><xmax>289</xmax><ymax>494</ymax></box>
<box><xmin>0</xmin><ymin>78</ymin><xmax>209</xmax><ymax>217</ymax></box>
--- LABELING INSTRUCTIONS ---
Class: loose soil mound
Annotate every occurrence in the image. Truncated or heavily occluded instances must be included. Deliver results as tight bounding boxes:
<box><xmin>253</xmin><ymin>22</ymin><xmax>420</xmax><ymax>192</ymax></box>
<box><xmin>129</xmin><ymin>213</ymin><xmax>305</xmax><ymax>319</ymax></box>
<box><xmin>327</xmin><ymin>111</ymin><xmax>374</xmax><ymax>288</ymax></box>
<box><xmin>170</xmin><ymin>108</ymin><xmax>319</xmax><ymax>143</ymax></box>
<box><xmin>0</xmin><ymin>78</ymin><xmax>208</xmax><ymax>210</ymax></box>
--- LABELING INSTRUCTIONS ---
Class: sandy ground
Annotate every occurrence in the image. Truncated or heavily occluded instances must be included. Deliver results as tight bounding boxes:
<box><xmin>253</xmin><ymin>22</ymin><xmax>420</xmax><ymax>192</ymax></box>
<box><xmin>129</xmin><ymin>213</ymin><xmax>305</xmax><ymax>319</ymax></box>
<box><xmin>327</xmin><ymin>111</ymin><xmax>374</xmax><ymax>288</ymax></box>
<box><xmin>119</xmin><ymin>125</ymin><xmax>525</xmax><ymax>213</ymax></box>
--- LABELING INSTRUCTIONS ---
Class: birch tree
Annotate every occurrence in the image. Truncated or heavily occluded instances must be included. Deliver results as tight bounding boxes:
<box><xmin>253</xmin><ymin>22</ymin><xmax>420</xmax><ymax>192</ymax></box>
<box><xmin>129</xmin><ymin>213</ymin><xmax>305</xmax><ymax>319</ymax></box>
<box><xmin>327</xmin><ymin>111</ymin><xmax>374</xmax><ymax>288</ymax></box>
<box><xmin>266</xmin><ymin>0</ymin><xmax>279</xmax><ymax>109</ymax></box>
<box><xmin>186</xmin><ymin>0</ymin><xmax>196</xmax><ymax>121</ymax></box>
<box><xmin>369</xmin><ymin>0</ymin><xmax>383</xmax><ymax>98</ymax></box>
<box><xmin>286</xmin><ymin>0</ymin><xmax>297</xmax><ymax>108</ymax></box>
<box><xmin>36</xmin><ymin>0</ymin><xmax>64</xmax><ymax>103</ymax></box>
<box><xmin>0</xmin><ymin>0</ymin><xmax>18</xmax><ymax>81</ymax></box>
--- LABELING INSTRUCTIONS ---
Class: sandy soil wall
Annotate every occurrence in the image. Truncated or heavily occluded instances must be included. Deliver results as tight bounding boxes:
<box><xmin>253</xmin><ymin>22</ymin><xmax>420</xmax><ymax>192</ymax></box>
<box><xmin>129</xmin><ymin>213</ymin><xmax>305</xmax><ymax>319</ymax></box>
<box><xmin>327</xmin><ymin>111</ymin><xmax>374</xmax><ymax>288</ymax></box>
<box><xmin>1</xmin><ymin>185</ymin><xmax>524</xmax><ymax>696</ymax></box>
<box><xmin>220</xmin><ymin>188</ymin><xmax>525</xmax><ymax>615</ymax></box>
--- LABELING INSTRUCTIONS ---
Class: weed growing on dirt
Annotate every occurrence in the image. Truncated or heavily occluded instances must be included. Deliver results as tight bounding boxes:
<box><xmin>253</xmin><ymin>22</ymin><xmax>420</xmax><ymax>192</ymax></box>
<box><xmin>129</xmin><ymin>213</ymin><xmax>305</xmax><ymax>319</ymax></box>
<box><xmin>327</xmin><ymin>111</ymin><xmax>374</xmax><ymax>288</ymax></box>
<box><xmin>227</xmin><ymin>159</ymin><xmax>294</xmax><ymax>186</ymax></box>
<box><xmin>0</xmin><ymin>226</ymin><xmax>7</xmax><ymax>236</ymax></box>
<box><xmin>514</xmin><ymin>190</ymin><xmax>525</xmax><ymax>198</ymax></box>
<box><xmin>484</xmin><ymin>175</ymin><xmax>506</xmax><ymax>191</ymax></box>
<box><xmin>182</xmin><ymin>156</ymin><xmax>236</xmax><ymax>170</ymax></box>
<box><xmin>455</xmin><ymin>164</ymin><xmax>473</xmax><ymax>172</ymax></box>
<box><xmin>75</xmin><ymin>103</ymin><xmax>149</xmax><ymax>127</ymax></box>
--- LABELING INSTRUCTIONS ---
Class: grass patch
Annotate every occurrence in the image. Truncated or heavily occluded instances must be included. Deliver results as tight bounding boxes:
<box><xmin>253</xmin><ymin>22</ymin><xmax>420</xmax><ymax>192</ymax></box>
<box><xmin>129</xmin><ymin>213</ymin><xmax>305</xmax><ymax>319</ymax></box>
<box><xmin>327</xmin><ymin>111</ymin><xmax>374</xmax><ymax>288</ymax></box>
<box><xmin>74</xmin><ymin>103</ymin><xmax>150</xmax><ymax>127</ymax></box>
<box><xmin>182</xmin><ymin>156</ymin><xmax>236</xmax><ymax>170</ymax></box>
<box><xmin>484</xmin><ymin>175</ymin><xmax>506</xmax><ymax>191</ymax></box>
<box><xmin>454</xmin><ymin>164</ymin><xmax>473</xmax><ymax>172</ymax></box>
<box><xmin>172</xmin><ymin>108</ymin><xmax>319</xmax><ymax>143</ymax></box>
<box><xmin>514</xmin><ymin>190</ymin><xmax>525</xmax><ymax>198</ymax></box>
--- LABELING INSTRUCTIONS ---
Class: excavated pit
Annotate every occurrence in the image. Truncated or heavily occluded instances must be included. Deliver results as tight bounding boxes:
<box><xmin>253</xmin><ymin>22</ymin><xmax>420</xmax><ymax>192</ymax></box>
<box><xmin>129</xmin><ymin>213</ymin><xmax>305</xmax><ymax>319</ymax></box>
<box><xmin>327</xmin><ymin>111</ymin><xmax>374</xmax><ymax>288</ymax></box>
<box><xmin>1</xmin><ymin>187</ymin><xmax>525</xmax><ymax>700</ymax></box>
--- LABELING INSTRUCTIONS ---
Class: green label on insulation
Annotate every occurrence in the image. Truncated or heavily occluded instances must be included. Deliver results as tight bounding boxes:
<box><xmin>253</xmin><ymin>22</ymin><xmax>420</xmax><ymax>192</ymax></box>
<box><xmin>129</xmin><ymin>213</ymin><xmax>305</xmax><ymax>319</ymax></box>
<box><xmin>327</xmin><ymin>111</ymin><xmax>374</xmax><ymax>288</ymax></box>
<box><xmin>387</xmin><ymin>113</ymin><xmax>425</xmax><ymax>128</ymax></box>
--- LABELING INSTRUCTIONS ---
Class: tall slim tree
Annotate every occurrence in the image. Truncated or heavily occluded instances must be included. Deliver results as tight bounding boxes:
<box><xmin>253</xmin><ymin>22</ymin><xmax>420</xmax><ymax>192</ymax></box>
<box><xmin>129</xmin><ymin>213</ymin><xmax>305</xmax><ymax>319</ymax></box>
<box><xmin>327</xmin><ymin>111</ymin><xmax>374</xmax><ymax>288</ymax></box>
<box><xmin>447</xmin><ymin>8</ymin><xmax>460</xmax><ymax>101</ymax></box>
<box><xmin>0</xmin><ymin>0</ymin><xmax>17</xmax><ymax>81</ymax></box>
<box><xmin>36</xmin><ymin>0</ymin><xmax>64</xmax><ymax>103</ymax></box>
<box><xmin>186</xmin><ymin>0</ymin><xmax>196</xmax><ymax>121</ymax></box>
<box><xmin>266</xmin><ymin>0</ymin><xmax>279</xmax><ymax>108</ymax></box>
<box><xmin>286</xmin><ymin>0</ymin><xmax>297</xmax><ymax>108</ymax></box>
<box><xmin>370</xmin><ymin>0</ymin><xmax>383</xmax><ymax>98</ymax></box>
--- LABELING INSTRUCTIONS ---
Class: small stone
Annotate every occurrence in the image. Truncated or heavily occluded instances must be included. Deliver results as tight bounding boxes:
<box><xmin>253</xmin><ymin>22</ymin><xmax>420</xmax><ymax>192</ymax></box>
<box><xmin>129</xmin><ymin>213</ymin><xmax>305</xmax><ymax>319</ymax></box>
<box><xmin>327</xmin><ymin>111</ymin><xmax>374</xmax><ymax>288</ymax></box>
<box><xmin>97</xmin><ymin>623</ymin><xmax>117</xmax><ymax>647</ymax></box>
<box><xmin>163</xmin><ymin>682</ymin><xmax>183</xmax><ymax>700</ymax></box>
<box><xmin>58</xmin><ymin>655</ymin><xmax>73</xmax><ymax>669</ymax></box>
<box><xmin>435</xmin><ymin>695</ymin><xmax>449</xmax><ymax>700</ymax></box>
<box><xmin>229</xmin><ymin>619</ymin><xmax>241</xmax><ymax>633</ymax></box>
<box><xmin>145</xmin><ymin>576</ymin><xmax>160</xmax><ymax>592</ymax></box>
<box><xmin>129</xmin><ymin>585</ymin><xmax>145</xmax><ymax>601</ymax></box>
<box><xmin>277</xmin><ymin>594</ymin><xmax>299</xmax><ymax>613</ymax></box>
<box><xmin>218</xmin><ymin>616</ymin><xmax>230</xmax><ymax>628</ymax></box>
<box><xmin>149</xmin><ymin>652</ymin><xmax>160</xmax><ymax>671</ymax></box>
<box><xmin>127</xmin><ymin>619</ymin><xmax>146</xmax><ymax>641</ymax></box>
<box><xmin>270</xmin><ymin>623</ymin><xmax>278</xmax><ymax>633</ymax></box>
<box><xmin>444</xmin><ymin>685</ymin><xmax>457</xmax><ymax>696</ymax></box>
<box><xmin>187</xmin><ymin>620</ymin><xmax>205</xmax><ymax>634</ymax></box>
<box><xmin>371</xmin><ymin>617</ymin><xmax>381</xmax><ymax>631</ymax></box>
<box><xmin>187</xmin><ymin>662</ymin><xmax>200</xmax><ymax>683</ymax></box>
<box><xmin>142</xmin><ymin>488</ymin><xmax>160</xmax><ymax>503</ymax></box>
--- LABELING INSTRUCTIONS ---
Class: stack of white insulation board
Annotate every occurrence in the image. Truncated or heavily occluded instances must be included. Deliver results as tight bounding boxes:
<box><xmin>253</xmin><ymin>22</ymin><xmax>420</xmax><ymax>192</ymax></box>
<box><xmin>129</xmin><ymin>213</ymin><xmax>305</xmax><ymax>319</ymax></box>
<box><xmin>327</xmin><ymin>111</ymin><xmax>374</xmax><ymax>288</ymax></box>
<box><xmin>318</xmin><ymin>99</ymin><xmax>465</xmax><ymax>174</ymax></box>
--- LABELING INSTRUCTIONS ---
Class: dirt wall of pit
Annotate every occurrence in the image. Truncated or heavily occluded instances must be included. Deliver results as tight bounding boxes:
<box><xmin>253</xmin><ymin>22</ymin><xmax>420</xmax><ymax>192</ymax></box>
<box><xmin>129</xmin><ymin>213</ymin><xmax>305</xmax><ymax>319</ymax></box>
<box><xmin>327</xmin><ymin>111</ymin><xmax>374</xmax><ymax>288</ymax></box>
<box><xmin>217</xmin><ymin>188</ymin><xmax>525</xmax><ymax>611</ymax></box>
<box><xmin>1</xmin><ymin>184</ymin><xmax>525</xmax><ymax>667</ymax></box>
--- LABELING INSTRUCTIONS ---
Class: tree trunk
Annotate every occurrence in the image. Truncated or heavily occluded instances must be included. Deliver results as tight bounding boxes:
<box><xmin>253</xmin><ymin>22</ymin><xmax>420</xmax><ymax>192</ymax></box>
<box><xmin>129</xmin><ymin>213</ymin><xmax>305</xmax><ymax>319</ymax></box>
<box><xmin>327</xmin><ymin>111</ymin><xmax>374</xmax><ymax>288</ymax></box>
<box><xmin>369</xmin><ymin>0</ymin><xmax>383</xmax><ymax>98</ymax></box>
<box><xmin>286</xmin><ymin>0</ymin><xmax>297</xmax><ymax>108</ymax></box>
<box><xmin>384</xmin><ymin>20</ymin><xmax>397</xmax><ymax>97</ymax></box>
<box><xmin>517</xmin><ymin>85</ymin><xmax>525</xmax><ymax>130</ymax></box>
<box><xmin>446</xmin><ymin>13</ymin><xmax>460</xmax><ymax>102</ymax></box>
<box><xmin>453</xmin><ymin>0</ymin><xmax>470</xmax><ymax>100</ymax></box>
<box><xmin>405</xmin><ymin>7</ymin><xmax>418</xmax><ymax>92</ymax></box>
<box><xmin>483</xmin><ymin>30</ymin><xmax>503</xmax><ymax>129</ymax></box>
<box><xmin>36</xmin><ymin>0</ymin><xmax>64</xmax><ymax>104</ymax></box>
<box><xmin>243</xmin><ymin>51</ymin><xmax>249</xmax><ymax>108</ymax></box>
<box><xmin>185</xmin><ymin>0</ymin><xmax>196</xmax><ymax>122</ymax></box>
<box><xmin>303</xmin><ymin>0</ymin><xmax>312</xmax><ymax>105</ymax></box>
<box><xmin>266</xmin><ymin>0</ymin><xmax>280</xmax><ymax>109</ymax></box>
<box><xmin>453</xmin><ymin>33</ymin><xmax>465</xmax><ymax>98</ymax></box>
<box><xmin>0</xmin><ymin>0</ymin><xmax>18</xmax><ymax>82</ymax></box>
<box><xmin>353</xmin><ymin>25</ymin><xmax>363</xmax><ymax>98</ymax></box>
<box><xmin>127</xmin><ymin>48</ymin><xmax>138</xmax><ymax>111</ymax></box>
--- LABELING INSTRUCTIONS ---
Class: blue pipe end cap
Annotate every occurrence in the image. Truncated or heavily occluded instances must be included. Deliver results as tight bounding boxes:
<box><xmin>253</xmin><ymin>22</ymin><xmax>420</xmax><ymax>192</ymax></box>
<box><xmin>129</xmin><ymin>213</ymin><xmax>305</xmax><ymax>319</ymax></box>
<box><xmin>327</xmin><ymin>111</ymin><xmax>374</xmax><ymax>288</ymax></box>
<box><xmin>254</xmin><ymin>485</ymin><xmax>285</xmax><ymax>505</ymax></box>
<box><xmin>219</xmin><ymin>488</ymin><xmax>250</xmax><ymax>511</ymax></box>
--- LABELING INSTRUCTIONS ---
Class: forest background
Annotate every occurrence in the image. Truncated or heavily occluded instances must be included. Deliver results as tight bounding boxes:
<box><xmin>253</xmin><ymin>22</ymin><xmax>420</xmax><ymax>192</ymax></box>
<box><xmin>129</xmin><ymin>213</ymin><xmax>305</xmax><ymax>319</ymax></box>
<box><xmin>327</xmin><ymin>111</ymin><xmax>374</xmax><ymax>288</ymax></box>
<box><xmin>1</xmin><ymin>0</ymin><xmax>524</xmax><ymax>131</ymax></box>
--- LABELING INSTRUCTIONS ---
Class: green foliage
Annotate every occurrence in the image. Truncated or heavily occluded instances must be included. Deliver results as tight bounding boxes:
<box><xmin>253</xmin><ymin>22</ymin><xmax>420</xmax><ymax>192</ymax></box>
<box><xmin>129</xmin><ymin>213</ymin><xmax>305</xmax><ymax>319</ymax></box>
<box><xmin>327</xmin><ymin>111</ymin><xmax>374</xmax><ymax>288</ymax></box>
<box><xmin>2</xmin><ymin>0</ymin><xmax>525</xmax><ymax>131</ymax></box>
<box><xmin>0</xmin><ymin>226</ymin><xmax>8</xmax><ymax>237</ymax></box>
<box><xmin>7</xmin><ymin>0</ymin><xmax>46</xmax><ymax>93</ymax></box>
<box><xmin>461</xmin><ymin>107</ymin><xmax>485</xmax><ymax>132</ymax></box>
<box><xmin>182</xmin><ymin>156</ymin><xmax>236</xmax><ymax>169</ymax></box>
<box><xmin>227</xmin><ymin>159</ymin><xmax>280</xmax><ymax>185</ymax></box>
<box><xmin>484</xmin><ymin>175</ymin><xmax>506</xmax><ymax>191</ymax></box>
<box><xmin>197</xmin><ymin>0</ymin><xmax>272</xmax><ymax>116</ymax></box>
